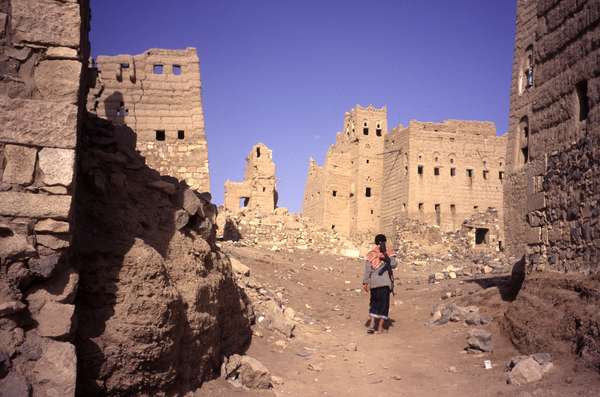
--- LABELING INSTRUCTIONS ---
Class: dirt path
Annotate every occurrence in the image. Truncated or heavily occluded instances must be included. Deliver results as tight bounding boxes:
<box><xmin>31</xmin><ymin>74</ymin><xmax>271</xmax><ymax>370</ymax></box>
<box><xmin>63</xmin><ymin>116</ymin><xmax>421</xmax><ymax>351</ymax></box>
<box><xmin>197</xmin><ymin>246</ymin><xmax>600</xmax><ymax>397</ymax></box>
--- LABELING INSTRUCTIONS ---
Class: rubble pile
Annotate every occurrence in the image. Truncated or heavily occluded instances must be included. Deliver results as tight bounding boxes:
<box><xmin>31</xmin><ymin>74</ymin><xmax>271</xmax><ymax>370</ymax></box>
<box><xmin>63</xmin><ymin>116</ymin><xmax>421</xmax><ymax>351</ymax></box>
<box><xmin>217</xmin><ymin>207</ymin><xmax>364</xmax><ymax>257</ymax></box>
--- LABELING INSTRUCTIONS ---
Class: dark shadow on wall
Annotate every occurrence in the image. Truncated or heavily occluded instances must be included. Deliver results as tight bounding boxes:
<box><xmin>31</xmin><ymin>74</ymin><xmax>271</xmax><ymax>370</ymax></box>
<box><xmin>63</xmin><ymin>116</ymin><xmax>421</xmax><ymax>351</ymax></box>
<box><xmin>465</xmin><ymin>256</ymin><xmax>526</xmax><ymax>302</ymax></box>
<box><xmin>73</xmin><ymin>96</ymin><xmax>251</xmax><ymax>396</ymax></box>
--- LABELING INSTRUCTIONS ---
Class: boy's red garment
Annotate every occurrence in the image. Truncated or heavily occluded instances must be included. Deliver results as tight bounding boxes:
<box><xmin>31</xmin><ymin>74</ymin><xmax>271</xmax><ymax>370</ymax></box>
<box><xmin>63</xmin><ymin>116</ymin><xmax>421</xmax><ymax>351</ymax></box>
<box><xmin>365</xmin><ymin>245</ymin><xmax>395</xmax><ymax>270</ymax></box>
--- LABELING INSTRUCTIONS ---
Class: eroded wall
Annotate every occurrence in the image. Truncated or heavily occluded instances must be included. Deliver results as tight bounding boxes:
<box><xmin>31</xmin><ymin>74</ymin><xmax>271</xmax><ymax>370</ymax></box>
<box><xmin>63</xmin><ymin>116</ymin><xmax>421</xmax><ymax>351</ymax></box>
<box><xmin>0</xmin><ymin>0</ymin><xmax>90</xmax><ymax>394</ymax></box>
<box><xmin>88</xmin><ymin>48</ymin><xmax>210</xmax><ymax>191</ymax></box>
<box><xmin>224</xmin><ymin>143</ymin><xmax>277</xmax><ymax>214</ymax></box>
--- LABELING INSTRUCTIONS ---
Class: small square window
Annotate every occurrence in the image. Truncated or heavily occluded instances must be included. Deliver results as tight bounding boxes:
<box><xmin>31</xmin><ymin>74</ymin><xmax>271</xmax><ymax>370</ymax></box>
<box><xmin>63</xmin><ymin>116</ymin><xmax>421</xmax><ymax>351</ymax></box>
<box><xmin>376</xmin><ymin>129</ymin><xmax>382</xmax><ymax>136</ymax></box>
<box><xmin>499</xmin><ymin>171</ymin><xmax>504</xmax><ymax>181</ymax></box>
<box><xmin>417</xmin><ymin>165</ymin><xmax>424</xmax><ymax>175</ymax></box>
<box><xmin>363</xmin><ymin>128</ymin><xmax>369</xmax><ymax>135</ymax></box>
<box><xmin>418</xmin><ymin>203</ymin><xmax>424</xmax><ymax>212</ymax></box>
<box><xmin>120</xmin><ymin>63</ymin><xmax>130</xmax><ymax>69</ymax></box>
<box><xmin>450</xmin><ymin>204</ymin><xmax>456</xmax><ymax>215</ymax></box>
<box><xmin>450</xmin><ymin>167</ymin><xmax>456</xmax><ymax>176</ymax></box>
<box><xmin>173</xmin><ymin>65</ymin><xmax>182</xmax><ymax>76</ymax></box>
<box><xmin>365</xmin><ymin>187</ymin><xmax>372</xmax><ymax>197</ymax></box>
<box><xmin>467</xmin><ymin>169</ymin><xmax>473</xmax><ymax>178</ymax></box>
<box><xmin>434</xmin><ymin>167</ymin><xmax>440</xmax><ymax>176</ymax></box>
<box><xmin>153</xmin><ymin>64</ymin><xmax>164</xmax><ymax>74</ymax></box>
<box><xmin>177</xmin><ymin>130</ymin><xmax>185</xmax><ymax>140</ymax></box>
<box><xmin>483</xmin><ymin>170</ymin><xmax>489</xmax><ymax>180</ymax></box>
<box><xmin>155</xmin><ymin>130</ymin><xmax>165</xmax><ymax>141</ymax></box>
<box><xmin>332</xmin><ymin>190</ymin><xmax>337</xmax><ymax>197</ymax></box>
<box><xmin>366</xmin><ymin>159</ymin><xmax>370</xmax><ymax>164</ymax></box>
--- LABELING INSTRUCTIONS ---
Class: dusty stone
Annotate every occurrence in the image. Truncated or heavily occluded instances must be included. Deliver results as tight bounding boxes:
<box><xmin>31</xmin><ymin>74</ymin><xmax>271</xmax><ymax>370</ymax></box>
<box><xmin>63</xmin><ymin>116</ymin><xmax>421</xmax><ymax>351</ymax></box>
<box><xmin>466</xmin><ymin>328</ymin><xmax>492</xmax><ymax>352</ymax></box>
<box><xmin>29</xmin><ymin>254</ymin><xmax>61</xmax><ymax>279</ymax></box>
<box><xmin>46</xmin><ymin>47</ymin><xmax>79</xmax><ymax>60</ymax></box>
<box><xmin>0</xmin><ymin>301</ymin><xmax>26</xmax><ymax>317</ymax></box>
<box><xmin>0</xmin><ymin>234</ymin><xmax>35</xmax><ymax>260</ymax></box>
<box><xmin>34</xmin><ymin>60</ymin><xmax>81</xmax><ymax>103</ymax></box>
<box><xmin>36</xmin><ymin>234</ymin><xmax>70</xmax><ymax>250</ymax></box>
<box><xmin>34</xmin><ymin>301</ymin><xmax>75</xmax><ymax>339</ymax></box>
<box><xmin>31</xmin><ymin>341</ymin><xmax>76</xmax><ymax>397</ymax></box>
<box><xmin>35</xmin><ymin>219</ymin><xmax>70</xmax><ymax>234</ymax></box>
<box><xmin>483</xmin><ymin>265</ymin><xmax>493</xmax><ymax>274</ymax></box>
<box><xmin>12</xmin><ymin>0</ymin><xmax>81</xmax><ymax>47</ymax></box>
<box><xmin>465</xmin><ymin>312</ymin><xmax>483</xmax><ymax>326</ymax></box>
<box><xmin>222</xmin><ymin>354</ymin><xmax>272</xmax><ymax>389</ymax></box>
<box><xmin>174</xmin><ymin>209</ymin><xmax>190</xmax><ymax>230</ymax></box>
<box><xmin>508</xmin><ymin>357</ymin><xmax>543</xmax><ymax>385</ymax></box>
<box><xmin>283</xmin><ymin>307</ymin><xmax>295</xmax><ymax>320</ymax></box>
<box><xmin>345</xmin><ymin>342</ymin><xmax>358</xmax><ymax>352</ymax></box>
<box><xmin>0</xmin><ymin>97</ymin><xmax>78</xmax><ymax>148</ymax></box>
<box><xmin>434</xmin><ymin>272</ymin><xmax>445</xmax><ymax>281</ymax></box>
<box><xmin>230</xmin><ymin>256</ymin><xmax>250</xmax><ymax>276</ymax></box>
<box><xmin>182</xmin><ymin>188</ymin><xmax>201</xmax><ymax>215</ymax></box>
<box><xmin>262</xmin><ymin>301</ymin><xmax>295</xmax><ymax>338</ymax></box>
<box><xmin>0</xmin><ymin>371</ymin><xmax>30</xmax><ymax>397</ymax></box>
<box><xmin>2</xmin><ymin>144</ymin><xmax>37</xmax><ymax>185</ymax></box>
<box><xmin>38</xmin><ymin>148</ymin><xmax>76</xmax><ymax>186</ymax></box>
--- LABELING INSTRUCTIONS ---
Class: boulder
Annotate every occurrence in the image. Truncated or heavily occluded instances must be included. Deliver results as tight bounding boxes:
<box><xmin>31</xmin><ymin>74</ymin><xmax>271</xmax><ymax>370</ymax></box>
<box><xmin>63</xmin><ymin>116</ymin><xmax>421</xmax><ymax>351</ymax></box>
<box><xmin>34</xmin><ymin>301</ymin><xmax>75</xmax><ymax>339</ymax></box>
<box><xmin>508</xmin><ymin>357</ymin><xmax>543</xmax><ymax>385</ymax></box>
<box><xmin>221</xmin><ymin>354</ymin><xmax>272</xmax><ymax>389</ymax></box>
<box><xmin>174</xmin><ymin>209</ymin><xmax>190</xmax><ymax>230</ymax></box>
<box><xmin>31</xmin><ymin>341</ymin><xmax>76</xmax><ymax>397</ymax></box>
<box><xmin>2</xmin><ymin>144</ymin><xmax>37</xmax><ymax>185</ymax></box>
<box><xmin>34</xmin><ymin>219</ymin><xmax>70</xmax><ymax>234</ymax></box>
<box><xmin>38</xmin><ymin>148</ymin><xmax>76</xmax><ymax>186</ymax></box>
<box><xmin>182</xmin><ymin>189</ymin><xmax>201</xmax><ymax>215</ymax></box>
<box><xmin>466</xmin><ymin>328</ymin><xmax>492</xmax><ymax>352</ymax></box>
<box><xmin>230</xmin><ymin>257</ymin><xmax>250</xmax><ymax>277</ymax></box>
<box><xmin>263</xmin><ymin>301</ymin><xmax>295</xmax><ymax>338</ymax></box>
<box><xmin>0</xmin><ymin>234</ymin><xmax>36</xmax><ymax>260</ymax></box>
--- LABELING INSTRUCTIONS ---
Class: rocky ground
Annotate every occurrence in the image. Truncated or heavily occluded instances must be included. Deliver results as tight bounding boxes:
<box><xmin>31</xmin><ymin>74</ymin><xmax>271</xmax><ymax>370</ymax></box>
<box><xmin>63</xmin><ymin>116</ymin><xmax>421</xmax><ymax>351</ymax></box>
<box><xmin>195</xmin><ymin>245</ymin><xmax>600</xmax><ymax>397</ymax></box>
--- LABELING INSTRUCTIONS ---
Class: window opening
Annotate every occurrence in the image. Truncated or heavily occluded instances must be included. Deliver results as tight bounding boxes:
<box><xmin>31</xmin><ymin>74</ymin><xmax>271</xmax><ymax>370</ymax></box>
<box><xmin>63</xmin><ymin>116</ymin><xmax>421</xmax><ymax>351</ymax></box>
<box><xmin>331</xmin><ymin>225</ymin><xmax>336</xmax><ymax>230</ymax></box>
<box><xmin>363</xmin><ymin>127</ymin><xmax>369</xmax><ymax>135</ymax></box>
<box><xmin>450</xmin><ymin>167</ymin><xmax>456</xmax><ymax>177</ymax></box>
<box><xmin>418</xmin><ymin>203</ymin><xmax>424</xmax><ymax>213</ymax></box>
<box><xmin>365</xmin><ymin>187</ymin><xmax>372</xmax><ymax>197</ymax></box>
<box><xmin>483</xmin><ymin>170</ymin><xmax>489</xmax><ymax>180</ymax></box>
<box><xmin>376</xmin><ymin>124</ymin><xmax>382</xmax><ymax>136</ymax></box>
<box><xmin>450</xmin><ymin>204</ymin><xmax>456</xmax><ymax>216</ymax></box>
<box><xmin>576</xmin><ymin>80</ymin><xmax>589</xmax><ymax>122</ymax></box>
<box><xmin>417</xmin><ymin>165</ymin><xmax>424</xmax><ymax>175</ymax></box>
<box><xmin>155</xmin><ymin>130</ymin><xmax>165</xmax><ymax>141</ymax></box>
<box><xmin>475</xmin><ymin>228</ymin><xmax>489</xmax><ymax>245</ymax></box>
<box><xmin>173</xmin><ymin>64</ymin><xmax>182</xmax><ymax>76</ymax></box>
<box><xmin>467</xmin><ymin>169</ymin><xmax>473</xmax><ymax>178</ymax></box>
<box><xmin>434</xmin><ymin>167</ymin><xmax>440</xmax><ymax>176</ymax></box>
<box><xmin>256</xmin><ymin>147</ymin><xmax>261</xmax><ymax>157</ymax></box>
<box><xmin>177</xmin><ymin>130</ymin><xmax>185</xmax><ymax>140</ymax></box>
<box><xmin>153</xmin><ymin>64</ymin><xmax>164</xmax><ymax>74</ymax></box>
<box><xmin>499</xmin><ymin>171</ymin><xmax>504</xmax><ymax>181</ymax></box>
<box><xmin>332</xmin><ymin>190</ymin><xmax>337</xmax><ymax>197</ymax></box>
<box><xmin>241</xmin><ymin>197</ymin><xmax>250</xmax><ymax>208</ymax></box>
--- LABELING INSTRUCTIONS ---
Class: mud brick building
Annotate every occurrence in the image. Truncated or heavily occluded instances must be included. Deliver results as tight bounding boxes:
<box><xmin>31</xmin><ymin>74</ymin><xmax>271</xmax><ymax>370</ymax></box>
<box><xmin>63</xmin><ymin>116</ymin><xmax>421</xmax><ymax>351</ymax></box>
<box><xmin>88</xmin><ymin>48</ymin><xmax>210</xmax><ymax>192</ymax></box>
<box><xmin>503</xmin><ymin>0</ymin><xmax>599</xmax><ymax>272</ymax></box>
<box><xmin>224</xmin><ymin>143</ymin><xmax>278</xmax><ymax>214</ymax></box>
<box><xmin>382</xmin><ymin>120</ymin><xmax>506</xmax><ymax>240</ymax></box>
<box><xmin>302</xmin><ymin>105</ymin><xmax>387</xmax><ymax>236</ymax></box>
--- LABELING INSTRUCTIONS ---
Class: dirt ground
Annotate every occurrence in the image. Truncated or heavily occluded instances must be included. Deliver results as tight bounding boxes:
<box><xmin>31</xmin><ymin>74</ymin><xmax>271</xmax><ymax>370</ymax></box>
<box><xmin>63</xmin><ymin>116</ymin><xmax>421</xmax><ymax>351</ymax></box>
<box><xmin>197</xmin><ymin>246</ymin><xmax>600</xmax><ymax>397</ymax></box>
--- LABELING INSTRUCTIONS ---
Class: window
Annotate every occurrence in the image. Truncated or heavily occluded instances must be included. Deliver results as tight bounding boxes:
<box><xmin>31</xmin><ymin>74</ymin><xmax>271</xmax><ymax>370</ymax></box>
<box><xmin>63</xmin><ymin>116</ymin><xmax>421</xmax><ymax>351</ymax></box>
<box><xmin>370</xmin><ymin>209</ymin><xmax>374</xmax><ymax>215</ymax></box>
<box><xmin>434</xmin><ymin>167</ymin><xmax>440</xmax><ymax>176</ymax></box>
<box><xmin>173</xmin><ymin>64</ymin><xmax>182</xmax><ymax>76</ymax></box>
<box><xmin>153</xmin><ymin>64</ymin><xmax>164</xmax><ymax>74</ymax></box>
<box><xmin>177</xmin><ymin>130</ymin><xmax>185</xmax><ymax>140</ymax></box>
<box><xmin>418</xmin><ymin>203</ymin><xmax>424</xmax><ymax>213</ymax></box>
<box><xmin>435</xmin><ymin>204</ymin><xmax>441</xmax><ymax>226</ymax></box>
<box><xmin>576</xmin><ymin>80</ymin><xmax>589</xmax><ymax>122</ymax></box>
<box><xmin>120</xmin><ymin>63</ymin><xmax>130</xmax><ymax>70</ymax></box>
<box><xmin>363</xmin><ymin>127</ymin><xmax>369</xmax><ymax>135</ymax></box>
<box><xmin>366</xmin><ymin>159</ymin><xmax>369</xmax><ymax>164</ymax></box>
<box><xmin>155</xmin><ymin>130</ymin><xmax>165</xmax><ymax>141</ymax></box>
<box><xmin>475</xmin><ymin>228</ymin><xmax>489</xmax><ymax>245</ymax></box>
<box><xmin>473</xmin><ymin>205</ymin><xmax>479</xmax><ymax>211</ymax></box>
<box><xmin>519</xmin><ymin>116</ymin><xmax>530</xmax><ymax>165</ymax></box>
<box><xmin>402</xmin><ymin>203</ymin><xmax>407</xmax><ymax>211</ymax></box>
<box><xmin>256</xmin><ymin>147</ymin><xmax>261</xmax><ymax>157</ymax></box>
<box><xmin>499</xmin><ymin>171</ymin><xmax>504</xmax><ymax>181</ymax></box>
<box><xmin>467</xmin><ymin>169</ymin><xmax>473</xmax><ymax>178</ymax></box>
<box><xmin>450</xmin><ymin>167</ymin><xmax>456</xmax><ymax>177</ymax></box>
<box><xmin>483</xmin><ymin>170</ymin><xmax>489</xmax><ymax>180</ymax></box>
<box><xmin>450</xmin><ymin>204</ymin><xmax>456</xmax><ymax>216</ymax></box>
<box><xmin>417</xmin><ymin>165</ymin><xmax>424</xmax><ymax>175</ymax></box>
<box><xmin>376</xmin><ymin>123</ymin><xmax>382</xmax><ymax>136</ymax></box>
<box><xmin>365</xmin><ymin>187</ymin><xmax>372</xmax><ymax>197</ymax></box>
<box><xmin>332</xmin><ymin>190</ymin><xmax>337</xmax><ymax>197</ymax></box>
<box><xmin>331</xmin><ymin>225</ymin><xmax>335</xmax><ymax>230</ymax></box>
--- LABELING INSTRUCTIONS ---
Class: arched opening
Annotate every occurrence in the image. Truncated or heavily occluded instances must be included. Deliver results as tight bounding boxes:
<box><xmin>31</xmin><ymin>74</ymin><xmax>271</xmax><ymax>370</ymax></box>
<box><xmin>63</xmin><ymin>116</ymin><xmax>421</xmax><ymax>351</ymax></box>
<box><xmin>518</xmin><ymin>116</ymin><xmax>529</xmax><ymax>166</ymax></box>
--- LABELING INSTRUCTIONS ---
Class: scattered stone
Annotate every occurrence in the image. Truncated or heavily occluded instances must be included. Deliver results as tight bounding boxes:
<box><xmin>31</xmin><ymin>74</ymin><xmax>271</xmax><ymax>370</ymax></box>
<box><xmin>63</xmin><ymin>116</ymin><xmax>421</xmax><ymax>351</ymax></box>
<box><xmin>221</xmin><ymin>354</ymin><xmax>272</xmax><ymax>389</ymax></box>
<box><xmin>345</xmin><ymin>342</ymin><xmax>357</xmax><ymax>352</ymax></box>
<box><xmin>507</xmin><ymin>357</ymin><xmax>543</xmax><ymax>385</ymax></box>
<box><xmin>307</xmin><ymin>363</ymin><xmax>323</xmax><ymax>372</ymax></box>
<box><xmin>283</xmin><ymin>307</ymin><xmax>295</xmax><ymax>320</ymax></box>
<box><xmin>531</xmin><ymin>352</ymin><xmax>552</xmax><ymax>366</ymax></box>
<box><xmin>466</xmin><ymin>328</ymin><xmax>492</xmax><ymax>353</ymax></box>
<box><xmin>230</xmin><ymin>256</ymin><xmax>250</xmax><ymax>276</ymax></box>
<box><xmin>271</xmin><ymin>375</ymin><xmax>284</xmax><ymax>385</ymax></box>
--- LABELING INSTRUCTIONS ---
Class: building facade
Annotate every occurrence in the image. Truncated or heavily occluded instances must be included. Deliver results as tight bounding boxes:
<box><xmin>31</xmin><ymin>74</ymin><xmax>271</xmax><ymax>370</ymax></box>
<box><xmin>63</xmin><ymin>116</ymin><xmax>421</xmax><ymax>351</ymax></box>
<box><xmin>88</xmin><ymin>48</ymin><xmax>210</xmax><ymax>192</ymax></box>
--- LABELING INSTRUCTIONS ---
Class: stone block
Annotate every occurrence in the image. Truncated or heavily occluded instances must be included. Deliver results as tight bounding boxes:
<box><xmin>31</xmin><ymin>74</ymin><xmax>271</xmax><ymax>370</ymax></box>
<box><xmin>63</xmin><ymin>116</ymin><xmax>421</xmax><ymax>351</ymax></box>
<box><xmin>29</xmin><ymin>254</ymin><xmax>60</xmax><ymax>279</ymax></box>
<box><xmin>0</xmin><ymin>234</ymin><xmax>36</xmax><ymax>260</ymax></box>
<box><xmin>0</xmin><ymin>192</ymin><xmax>71</xmax><ymax>219</ymax></box>
<box><xmin>0</xmin><ymin>97</ymin><xmax>78</xmax><ymax>149</ymax></box>
<box><xmin>182</xmin><ymin>188</ymin><xmax>201</xmax><ymax>215</ymax></box>
<box><xmin>38</xmin><ymin>148</ymin><xmax>75</xmax><ymax>186</ymax></box>
<box><xmin>34</xmin><ymin>60</ymin><xmax>81</xmax><ymax>103</ymax></box>
<box><xmin>12</xmin><ymin>0</ymin><xmax>81</xmax><ymax>48</ymax></box>
<box><xmin>2</xmin><ymin>144</ymin><xmax>37</xmax><ymax>185</ymax></box>
<box><xmin>34</xmin><ymin>301</ymin><xmax>75</xmax><ymax>338</ymax></box>
<box><xmin>36</xmin><ymin>235</ymin><xmax>70</xmax><ymax>250</ymax></box>
<box><xmin>527</xmin><ymin>192</ymin><xmax>546</xmax><ymax>212</ymax></box>
<box><xmin>31</xmin><ymin>341</ymin><xmax>76</xmax><ymax>397</ymax></box>
<box><xmin>46</xmin><ymin>47</ymin><xmax>79</xmax><ymax>60</ymax></box>
<box><xmin>0</xmin><ymin>371</ymin><xmax>30</xmax><ymax>397</ymax></box>
<box><xmin>229</xmin><ymin>256</ymin><xmax>250</xmax><ymax>276</ymax></box>
<box><xmin>35</xmin><ymin>219</ymin><xmax>70</xmax><ymax>234</ymax></box>
<box><xmin>27</xmin><ymin>267</ymin><xmax>79</xmax><ymax>309</ymax></box>
<box><xmin>526</xmin><ymin>227</ymin><xmax>542</xmax><ymax>244</ymax></box>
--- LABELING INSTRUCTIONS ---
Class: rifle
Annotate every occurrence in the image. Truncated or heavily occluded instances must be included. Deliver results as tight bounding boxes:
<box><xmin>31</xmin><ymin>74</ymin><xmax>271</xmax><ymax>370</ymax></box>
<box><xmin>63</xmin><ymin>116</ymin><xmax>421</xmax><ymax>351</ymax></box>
<box><xmin>377</xmin><ymin>241</ymin><xmax>395</xmax><ymax>295</ymax></box>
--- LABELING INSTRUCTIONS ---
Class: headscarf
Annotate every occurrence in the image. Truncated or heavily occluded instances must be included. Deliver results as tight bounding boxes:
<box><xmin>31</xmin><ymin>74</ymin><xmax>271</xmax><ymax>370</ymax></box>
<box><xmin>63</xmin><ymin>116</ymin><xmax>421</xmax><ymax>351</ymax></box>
<box><xmin>366</xmin><ymin>245</ymin><xmax>395</xmax><ymax>270</ymax></box>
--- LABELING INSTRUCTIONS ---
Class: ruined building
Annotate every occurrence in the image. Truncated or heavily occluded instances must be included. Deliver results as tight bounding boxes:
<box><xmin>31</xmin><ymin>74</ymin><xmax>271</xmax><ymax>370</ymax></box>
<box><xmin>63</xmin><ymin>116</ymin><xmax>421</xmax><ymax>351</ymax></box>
<box><xmin>303</xmin><ymin>105</ymin><xmax>386</xmax><ymax>236</ymax></box>
<box><xmin>503</xmin><ymin>0</ymin><xmax>600</xmax><ymax>370</ymax></box>
<box><xmin>303</xmin><ymin>106</ymin><xmax>506</xmax><ymax>242</ymax></box>
<box><xmin>88</xmin><ymin>48</ymin><xmax>210</xmax><ymax>192</ymax></box>
<box><xmin>382</xmin><ymin>120</ymin><xmax>506</xmax><ymax>241</ymax></box>
<box><xmin>224</xmin><ymin>143</ymin><xmax>278</xmax><ymax>214</ymax></box>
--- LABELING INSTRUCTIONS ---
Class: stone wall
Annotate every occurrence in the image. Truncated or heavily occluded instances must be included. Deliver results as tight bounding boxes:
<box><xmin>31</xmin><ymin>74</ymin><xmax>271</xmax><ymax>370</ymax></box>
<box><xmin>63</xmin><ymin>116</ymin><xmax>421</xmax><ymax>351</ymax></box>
<box><xmin>302</xmin><ymin>105</ymin><xmax>386</xmax><ymax>236</ymax></box>
<box><xmin>0</xmin><ymin>0</ymin><xmax>90</xmax><ymax>395</ymax></box>
<box><xmin>88</xmin><ymin>48</ymin><xmax>210</xmax><ymax>192</ymax></box>
<box><xmin>382</xmin><ymin>120</ymin><xmax>506</xmax><ymax>239</ymax></box>
<box><xmin>224</xmin><ymin>143</ymin><xmax>277</xmax><ymax>214</ymax></box>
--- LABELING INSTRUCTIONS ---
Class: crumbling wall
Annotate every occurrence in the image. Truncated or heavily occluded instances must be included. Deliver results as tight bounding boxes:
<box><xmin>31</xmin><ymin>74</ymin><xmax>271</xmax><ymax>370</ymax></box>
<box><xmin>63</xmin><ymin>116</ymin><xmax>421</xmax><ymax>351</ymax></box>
<box><xmin>224</xmin><ymin>143</ymin><xmax>277</xmax><ymax>214</ymax></box>
<box><xmin>0</xmin><ymin>0</ymin><xmax>90</xmax><ymax>395</ymax></box>
<box><xmin>382</xmin><ymin>120</ymin><xmax>506</xmax><ymax>235</ymax></box>
<box><xmin>88</xmin><ymin>48</ymin><xmax>210</xmax><ymax>192</ymax></box>
<box><xmin>502</xmin><ymin>0</ymin><xmax>600</xmax><ymax>371</ymax></box>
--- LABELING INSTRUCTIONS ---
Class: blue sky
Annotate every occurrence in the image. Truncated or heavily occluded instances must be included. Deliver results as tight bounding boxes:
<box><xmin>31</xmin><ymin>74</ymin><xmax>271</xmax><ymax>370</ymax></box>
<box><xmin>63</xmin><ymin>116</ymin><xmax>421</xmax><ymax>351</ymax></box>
<box><xmin>90</xmin><ymin>0</ymin><xmax>516</xmax><ymax>212</ymax></box>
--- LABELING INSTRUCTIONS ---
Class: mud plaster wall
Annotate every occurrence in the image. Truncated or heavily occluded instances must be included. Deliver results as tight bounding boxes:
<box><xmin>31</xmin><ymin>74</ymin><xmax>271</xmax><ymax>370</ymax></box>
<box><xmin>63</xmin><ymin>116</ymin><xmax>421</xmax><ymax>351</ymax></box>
<box><xmin>224</xmin><ymin>143</ymin><xmax>277</xmax><ymax>214</ymax></box>
<box><xmin>88</xmin><ymin>48</ymin><xmax>210</xmax><ymax>192</ymax></box>
<box><xmin>382</xmin><ymin>120</ymin><xmax>506</xmax><ymax>238</ymax></box>
<box><xmin>504</xmin><ymin>0</ymin><xmax>600</xmax><ymax>270</ymax></box>
<box><xmin>0</xmin><ymin>0</ymin><xmax>90</xmax><ymax>395</ymax></box>
<box><xmin>302</xmin><ymin>105</ymin><xmax>386</xmax><ymax>236</ymax></box>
